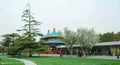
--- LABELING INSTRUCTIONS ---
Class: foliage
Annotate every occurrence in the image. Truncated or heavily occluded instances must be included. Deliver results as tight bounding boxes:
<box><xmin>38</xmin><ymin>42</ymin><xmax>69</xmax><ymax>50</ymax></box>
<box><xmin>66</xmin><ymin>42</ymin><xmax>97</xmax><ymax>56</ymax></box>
<box><xmin>113</xmin><ymin>32</ymin><xmax>120</xmax><ymax>41</ymax></box>
<box><xmin>76</xmin><ymin>28</ymin><xmax>99</xmax><ymax>49</ymax></box>
<box><xmin>110</xmin><ymin>47</ymin><xmax>120</xmax><ymax>55</ymax></box>
<box><xmin>76</xmin><ymin>28</ymin><xmax>99</xmax><ymax>56</ymax></box>
<box><xmin>35</xmin><ymin>41</ymin><xmax>48</xmax><ymax>55</ymax></box>
<box><xmin>59</xmin><ymin>27</ymin><xmax>78</xmax><ymax>56</ymax></box>
<box><xmin>17</xmin><ymin>5</ymin><xmax>42</xmax><ymax>40</ymax></box>
<box><xmin>6</xmin><ymin>36</ymin><xmax>47</xmax><ymax>57</ymax></box>
<box><xmin>14</xmin><ymin>36</ymin><xmax>40</xmax><ymax>57</ymax></box>
<box><xmin>9</xmin><ymin>4</ymin><xmax>43</xmax><ymax>57</ymax></box>
<box><xmin>59</xmin><ymin>27</ymin><xmax>99</xmax><ymax>56</ymax></box>
<box><xmin>1</xmin><ymin>33</ymin><xmax>20</xmax><ymax>47</ymax></box>
<box><xmin>1</xmin><ymin>33</ymin><xmax>20</xmax><ymax>55</ymax></box>
<box><xmin>99</xmin><ymin>32</ymin><xmax>120</xmax><ymax>42</ymax></box>
<box><xmin>99</xmin><ymin>32</ymin><xmax>114</xmax><ymax>42</ymax></box>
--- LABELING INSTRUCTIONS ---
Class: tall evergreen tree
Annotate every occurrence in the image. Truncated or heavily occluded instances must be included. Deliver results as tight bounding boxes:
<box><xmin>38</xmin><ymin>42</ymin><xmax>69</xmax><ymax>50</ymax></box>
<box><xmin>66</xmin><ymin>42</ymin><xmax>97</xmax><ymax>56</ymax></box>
<box><xmin>18</xmin><ymin>4</ymin><xmax>42</xmax><ymax>40</ymax></box>
<box><xmin>16</xmin><ymin>4</ymin><xmax>43</xmax><ymax>57</ymax></box>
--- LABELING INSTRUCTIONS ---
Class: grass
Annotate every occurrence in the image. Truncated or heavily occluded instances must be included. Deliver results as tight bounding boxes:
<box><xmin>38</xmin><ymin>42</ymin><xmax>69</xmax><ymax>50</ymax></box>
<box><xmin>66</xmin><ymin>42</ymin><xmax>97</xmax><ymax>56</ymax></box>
<box><xmin>0</xmin><ymin>54</ymin><xmax>120</xmax><ymax>65</ymax></box>
<box><xmin>25</xmin><ymin>56</ymin><xmax>120</xmax><ymax>65</ymax></box>
<box><xmin>1</xmin><ymin>58</ymin><xmax>24</xmax><ymax>65</ymax></box>
<box><xmin>0</xmin><ymin>54</ymin><xmax>24</xmax><ymax>65</ymax></box>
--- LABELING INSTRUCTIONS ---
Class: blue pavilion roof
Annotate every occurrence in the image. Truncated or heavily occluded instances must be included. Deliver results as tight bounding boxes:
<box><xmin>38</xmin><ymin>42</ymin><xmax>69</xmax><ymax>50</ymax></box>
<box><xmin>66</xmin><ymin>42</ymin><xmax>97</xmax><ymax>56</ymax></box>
<box><xmin>50</xmin><ymin>32</ymin><xmax>58</xmax><ymax>36</ymax></box>
<box><xmin>44</xmin><ymin>31</ymin><xmax>59</xmax><ymax>37</ymax></box>
<box><xmin>44</xmin><ymin>33</ymin><xmax>51</xmax><ymax>37</ymax></box>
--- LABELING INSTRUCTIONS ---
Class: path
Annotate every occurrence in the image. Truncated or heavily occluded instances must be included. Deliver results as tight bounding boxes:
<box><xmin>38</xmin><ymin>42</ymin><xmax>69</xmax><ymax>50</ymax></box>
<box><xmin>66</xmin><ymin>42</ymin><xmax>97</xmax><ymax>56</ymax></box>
<box><xmin>63</xmin><ymin>55</ymin><xmax>120</xmax><ymax>60</ymax></box>
<box><xmin>86</xmin><ymin>56</ymin><xmax>119</xmax><ymax>60</ymax></box>
<box><xmin>17</xmin><ymin>59</ymin><xmax>37</xmax><ymax>65</ymax></box>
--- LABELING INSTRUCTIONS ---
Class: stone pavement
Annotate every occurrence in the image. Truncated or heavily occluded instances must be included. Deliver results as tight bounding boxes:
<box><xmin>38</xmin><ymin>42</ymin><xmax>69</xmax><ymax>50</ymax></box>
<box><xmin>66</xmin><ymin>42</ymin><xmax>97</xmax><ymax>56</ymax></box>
<box><xmin>86</xmin><ymin>56</ymin><xmax>120</xmax><ymax>60</ymax></box>
<box><xmin>17</xmin><ymin>59</ymin><xmax>37</xmax><ymax>65</ymax></box>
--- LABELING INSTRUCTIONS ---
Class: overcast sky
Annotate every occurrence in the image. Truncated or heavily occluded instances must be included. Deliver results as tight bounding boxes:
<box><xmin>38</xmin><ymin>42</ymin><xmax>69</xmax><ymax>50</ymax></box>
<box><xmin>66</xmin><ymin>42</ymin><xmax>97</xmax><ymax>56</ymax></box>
<box><xmin>0</xmin><ymin>0</ymin><xmax>120</xmax><ymax>40</ymax></box>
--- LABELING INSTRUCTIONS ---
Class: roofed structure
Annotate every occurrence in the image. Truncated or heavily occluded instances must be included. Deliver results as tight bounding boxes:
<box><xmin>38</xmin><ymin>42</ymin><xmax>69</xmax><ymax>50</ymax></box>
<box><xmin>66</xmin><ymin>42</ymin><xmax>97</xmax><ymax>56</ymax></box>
<box><xmin>94</xmin><ymin>41</ymin><xmax>120</xmax><ymax>46</ymax></box>
<box><xmin>41</xmin><ymin>28</ymin><xmax>64</xmax><ymax>46</ymax></box>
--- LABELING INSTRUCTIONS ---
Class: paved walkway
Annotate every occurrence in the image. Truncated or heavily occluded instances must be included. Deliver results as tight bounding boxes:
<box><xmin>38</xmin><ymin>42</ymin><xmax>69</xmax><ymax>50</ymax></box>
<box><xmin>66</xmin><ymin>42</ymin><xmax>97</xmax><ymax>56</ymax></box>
<box><xmin>17</xmin><ymin>59</ymin><xmax>37</xmax><ymax>65</ymax></box>
<box><xmin>86</xmin><ymin>56</ymin><xmax>119</xmax><ymax>60</ymax></box>
<box><xmin>62</xmin><ymin>55</ymin><xmax>120</xmax><ymax>60</ymax></box>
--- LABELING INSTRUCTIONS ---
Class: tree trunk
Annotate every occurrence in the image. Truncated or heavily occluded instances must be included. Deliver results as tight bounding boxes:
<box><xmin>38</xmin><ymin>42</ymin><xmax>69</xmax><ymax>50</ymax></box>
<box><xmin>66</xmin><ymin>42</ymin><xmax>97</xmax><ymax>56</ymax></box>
<box><xmin>29</xmin><ymin>51</ymin><xmax>32</xmax><ymax>57</ymax></box>
<box><xmin>69</xmin><ymin>47</ymin><xmax>73</xmax><ymax>57</ymax></box>
<box><xmin>82</xmin><ymin>47</ymin><xmax>87</xmax><ymax>56</ymax></box>
<box><xmin>38</xmin><ymin>52</ymin><xmax>40</xmax><ymax>56</ymax></box>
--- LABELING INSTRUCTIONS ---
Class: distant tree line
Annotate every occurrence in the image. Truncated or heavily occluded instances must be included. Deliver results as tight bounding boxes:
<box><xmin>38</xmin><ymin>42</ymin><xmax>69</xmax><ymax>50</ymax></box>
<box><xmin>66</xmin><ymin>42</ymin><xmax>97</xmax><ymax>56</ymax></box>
<box><xmin>99</xmin><ymin>32</ymin><xmax>120</xmax><ymax>42</ymax></box>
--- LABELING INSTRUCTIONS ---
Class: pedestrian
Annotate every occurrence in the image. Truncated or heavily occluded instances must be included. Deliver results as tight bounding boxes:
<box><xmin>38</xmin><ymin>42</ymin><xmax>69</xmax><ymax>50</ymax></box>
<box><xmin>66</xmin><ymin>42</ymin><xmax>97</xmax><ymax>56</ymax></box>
<box><xmin>78</xmin><ymin>50</ymin><xmax>82</xmax><ymax>57</ymax></box>
<box><xmin>117</xmin><ymin>54</ymin><xmax>119</xmax><ymax>59</ymax></box>
<box><xmin>60</xmin><ymin>50</ymin><xmax>63</xmax><ymax>57</ymax></box>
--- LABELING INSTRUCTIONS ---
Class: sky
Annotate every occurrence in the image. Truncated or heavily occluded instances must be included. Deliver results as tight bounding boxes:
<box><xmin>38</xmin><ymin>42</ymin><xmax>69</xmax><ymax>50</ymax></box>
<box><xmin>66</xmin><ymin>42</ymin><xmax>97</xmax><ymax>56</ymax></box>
<box><xmin>0</xmin><ymin>0</ymin><xmax>120</xmax><ymax>40</ymax></box>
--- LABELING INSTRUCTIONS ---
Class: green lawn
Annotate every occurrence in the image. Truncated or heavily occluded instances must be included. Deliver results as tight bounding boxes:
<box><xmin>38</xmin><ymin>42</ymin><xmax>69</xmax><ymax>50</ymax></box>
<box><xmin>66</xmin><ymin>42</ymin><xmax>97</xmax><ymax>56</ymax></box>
<box><xmin>1</xmin><ymin>58</ymin><xmax>24</xmax><ymax>65</ymax></box>
<box><xmin>0</xmin><ymin>54</ymin><xmax>24</xmax><ymax>65</ymax></box>
<box><xmin>0</xmin><ymin>54</ymin><xmax>120</xmax><ymax>65</ymax></box>
<box><xmin>26</xmin><ymin>56</ymin><xmax>120</xmax><ymax>65</ymax></box>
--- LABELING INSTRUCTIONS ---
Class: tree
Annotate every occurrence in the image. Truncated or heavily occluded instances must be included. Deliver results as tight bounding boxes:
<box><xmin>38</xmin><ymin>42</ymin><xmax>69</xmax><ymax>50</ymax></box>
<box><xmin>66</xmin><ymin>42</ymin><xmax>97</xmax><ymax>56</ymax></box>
<box><xmin>99</xmin><ymin>32</ymin><xmax>114</xmax><ymax>42</ymax></box>
<box><xmin>59</xmin><ymin>27</ymin><xmax>78</xmax><ymax>56</ymax></box>
<box><xmin>1</xmin><ymin>33</ymin><xmax>20</xmax><ymax>55</ymax></box>
<box><xmin>76</xmin><ymin>28</ymin><xmax>99</xmax><ymax>55</ymax></box>
<box><xmin>2</xmin><ymin>34</ymin><xmax>12</xmax><ymax>47</ymax></box>
<box><xmin>4</xmin><ymin>36</ymin><xmax>46</xmax><ymax>57</ymax></box>
<box><xmin>59</xmin><ymin>28</ymin><xmax>98</xmax><ymax>56</ymax></box>
<box><xmin>14</xmin><ymin>36</ymin><xmax>39</xmax><ymax>57</ymax></box>
<box><xmin>16</xmin><ymin>4</ymin><xmax>42</xmax><ymax>57</ymax></box>
<box><xmin>17</xmin><ymin>4</ymin><xmax>42</xmax><ymax>40</ymax></box>
<box><xmin>35</xmin><ymin>41</ymin><xmax>48</xmax><ymax>56</ymax></box>
<box><xmin>1</xmin><ymin>33</ymin><xmax>20</xmax><ymax>47</ymax></box>
<box><xmin>113</xmin><ymin>32</ymin><xmax>120</xmax><ymax>41</ymax></box>
<box><xmin>99</xmin><ymin>32</ymin><xmax>120</xmax><ymax>42</ymax></box>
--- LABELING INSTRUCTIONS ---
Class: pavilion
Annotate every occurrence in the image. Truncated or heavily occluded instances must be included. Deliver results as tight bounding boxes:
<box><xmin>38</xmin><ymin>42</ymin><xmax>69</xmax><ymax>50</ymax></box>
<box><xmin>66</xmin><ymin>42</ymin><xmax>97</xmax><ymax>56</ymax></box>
<box><xmin>40</xmin><ymin>28</ymin><xmax>64</xmax><ymax>54</ymax></box>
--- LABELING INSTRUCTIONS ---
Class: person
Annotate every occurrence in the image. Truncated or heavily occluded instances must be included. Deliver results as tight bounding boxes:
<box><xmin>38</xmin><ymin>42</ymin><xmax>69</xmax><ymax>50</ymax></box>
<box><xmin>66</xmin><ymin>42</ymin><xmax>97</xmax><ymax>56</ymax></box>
<box><xmin>117</xmin><ymin>54</ymin><xmax>119</xmax><ymax>59</ymax></box>
<box><xmin>78</xmin><ymin>50</ymin><xmax>83</xmax><ymax>57</ymax></box>
<box><xmin>60</xmin><ymin>50</ymin><xmax>63</xmax><ymax>57</ymax></box>
<box><xmin>18</xmin><ymin>51</ymin><xmax>21</xmax><ymax>59</ymax></box>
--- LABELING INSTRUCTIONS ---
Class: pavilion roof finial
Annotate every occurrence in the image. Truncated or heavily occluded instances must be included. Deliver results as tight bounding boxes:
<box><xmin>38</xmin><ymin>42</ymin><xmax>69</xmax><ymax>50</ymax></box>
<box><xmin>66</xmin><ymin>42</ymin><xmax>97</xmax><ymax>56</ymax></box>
<box><xmin>53</xmin><ymin>28</ymin><xmax>56</xmax><ymax>32</ymax></box>
<box><xmin>48</xmin><ymin>29</ymin><xmax>50</xmax><ymax>33</ymax></box>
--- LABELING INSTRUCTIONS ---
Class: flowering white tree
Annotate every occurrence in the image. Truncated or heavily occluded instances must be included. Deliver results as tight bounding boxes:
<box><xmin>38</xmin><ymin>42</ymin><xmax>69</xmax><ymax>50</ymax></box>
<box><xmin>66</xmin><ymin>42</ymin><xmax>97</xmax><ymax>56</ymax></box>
<box><xmin>58</xmin><ymin>27</ymin><xmax>77</xmax><ymax>56</ymax></box>
<box><xmin>59</xmin><ymin>27</ymin><xmax>99</xmax><ymax>56</ymax></box>
<box><xmin>76</xmin><ymin>28</ymin><xmax>99</xmax><ymax>55</ymax></box>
